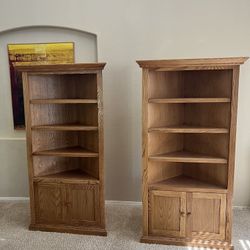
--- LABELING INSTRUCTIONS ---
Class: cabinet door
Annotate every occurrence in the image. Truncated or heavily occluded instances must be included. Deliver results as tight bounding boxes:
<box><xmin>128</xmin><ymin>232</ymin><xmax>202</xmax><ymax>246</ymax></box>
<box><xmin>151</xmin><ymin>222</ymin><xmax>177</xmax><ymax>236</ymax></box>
<box><xmin>149</xmin><ymin>190</ymin><xmax>186</xmax><ymax>237</ymax></box>
<box><xmin>189</xmin><ymin>192</ymin><xmax>226</xmax><ymax>240</ymax></box>
<box><xmin>34</xmin><ymin>182</ymin><xmax>64</xmax><ymax>224</ymax></box>
<box><xmin>65</xmin><ymin>183</ymin><xmax>100</xmax><ymax>226</ymax></box>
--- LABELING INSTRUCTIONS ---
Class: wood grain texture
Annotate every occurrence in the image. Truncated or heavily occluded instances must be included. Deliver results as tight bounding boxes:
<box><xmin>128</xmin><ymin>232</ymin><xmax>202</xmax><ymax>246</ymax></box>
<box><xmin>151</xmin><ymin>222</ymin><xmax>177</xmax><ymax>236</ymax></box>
<box><xmin>30</xmin><ymin>99</ymin><xmax>97</xmax><ymax>104</ymax></box>
<box><xmin>183</xmin><ymin>163</ymin><xmax>228</xmax><ymax>188</ymax></box>
<box><xmin>148</xmin><ymin>162</ymin><xmax>183</xmax><ymax>185</ymax></box>
<box><xmin>140</xmin><ymin>235</ymin><xmax>233</xmax><ymax>249</ymax></box>
<box><xmin>33</xmin><ymin>146</ymin><xmax>99</xmax><ymax>157</ymax></box>
<box><xmin>149</xmin><ymin>98</ymin><xmax>231</xmax><ymax>103</ymax></box>
<box><xmin>149</xmin><ymin>175</ymin><xmax>227</xmax><ymax>193</ymax></box>
<box><xmin>21</xmin><ymin>63</ymin><xmax>106</xmax><ymax>235</ymax></box>
<box><xmin>96</xmin><ymin>71</ymin><xmax>105</xmax><ymax>229</ymax></box>
<box><xmin>191</xmin><ymin>192</ymin><xmax>226</xmax><ymax>240</ymax></box>
<box><xmin>142</xmin><ymin>69</ymin><xmax>149</xmax><ymax>235</ymax></box>
<box><xmin>33</xmin><ymin>169</ymin><xmax>99</xmax><ymax>184</ymax></box>
<box><xmin>149</xmin><ymin>126</ymin><xmax>228</xmax><ymax>134</ymax></box>
<box><xmin>34</xmin><ymin>182</ymin><xmax>64</xmax><ymax>224</ymax></box>
<box><xmin>138</xmin><ymin>57</ymin><xmax>247</xmax><ymax>248</ymax></box>
<box><xmin>149</xmin><ymin>151</ymin><xmax>227</xmax><ymax>164</ymax></box>
<box><xmin>29</xmin><ymin>224</ymin><xmax>107</xmax><ymax>236</ymax></box>
<box><xmin>32</xmin><ymin>124</ymin><xmax>98</xmax><ymax>131</ymax></box>
<box><xmin>29</xmin><ymin>74</ymin><xmax>97</xmax><ymax>100</ymax></box>
<box><xmin>33</xmin><ymin>156</ymin><xmax>79</xmax><ymax>177</ymax></box>
<box><xmin>65</xmin><ymin>183</ymin><xmax>100</xmax><ymax>226</ymax></box>
<box><xmin>30</xmin><ymin>104</ymin><xmax>97</xmax><ymax>126</ymax></box>
<box><xmin>17</xmin><ymin>63</ymin><xmax>106</xmax><ymax>72</ymax></box>
<box><xmin>137</xmin><ymin>57</ymin><xmax>248</xmax><ymax>69</ymax></box>
<box><xmin>226</xmin><ymin>66</ymin><xmax>240</xmax><ymax>242</ymax></box>
<box><xmin>149</xmin><ymin>190</ymin><xmax>186</xmax><ymax>237</ymax></box>
<box><xmin>184</xmin><ymin>134</ymin><xmax>229</xmax><ymax>159</ymax></box>
<box><xmin>22</xmin><ymin>72</ymin><xmax>36</xmax><ymax>225</ymax></box>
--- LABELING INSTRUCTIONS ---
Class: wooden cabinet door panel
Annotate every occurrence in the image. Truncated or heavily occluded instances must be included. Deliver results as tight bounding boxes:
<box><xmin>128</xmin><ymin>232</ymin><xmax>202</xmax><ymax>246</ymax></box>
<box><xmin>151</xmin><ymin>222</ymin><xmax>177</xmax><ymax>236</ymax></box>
<box><xmin>66</xmin><ymin>183</ymin><xmax>100</xmax><ymax>226</ymax></box>
<box><xmin>149</xmin><ymin>190</ymin><xmax>186</xmax><ymax>237</ymax></box>
<box><xmin>190</xmin><ymin>192</ymin><xmax>226</xmax><ymax>240</ymax></box>
<box><xmin>34</xmin><ymin>182</ymin><xmax>64</xmax><ymax>224</ymax></box>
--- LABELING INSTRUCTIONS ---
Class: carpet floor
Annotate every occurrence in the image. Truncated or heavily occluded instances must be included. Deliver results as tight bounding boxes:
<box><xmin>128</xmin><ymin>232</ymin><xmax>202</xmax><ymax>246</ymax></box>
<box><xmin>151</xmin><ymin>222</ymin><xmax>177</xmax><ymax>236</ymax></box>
<box><xmin>0</xmin><ymin>201</ymin><xmax>250</xmax><ymax>250</ymax></box>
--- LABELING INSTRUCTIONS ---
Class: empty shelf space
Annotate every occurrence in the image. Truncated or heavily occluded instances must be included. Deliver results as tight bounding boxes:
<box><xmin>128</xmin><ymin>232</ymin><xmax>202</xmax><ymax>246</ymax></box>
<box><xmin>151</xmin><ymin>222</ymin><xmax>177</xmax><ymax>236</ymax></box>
<box><xmin>32</xmin><ymin>124</ymin><xmax>98</xmax><ymax>131</ymax></box>
<box><xmin>33</xmin><ymin>169</ymin><xmax>99</xmax><ymax>184</ymax></box>
<box><xmin>30</xmin><ymin>99</ymin><xmax>98</xmax><ymax>104</ymax></box>
<box><xmin>33</xmin><ymin>146</ymin><xmax>99</xmax><ymax>158</ymax></box>
<box><xmin>149</xmin><ymin>151</ymin><xmax>227</xmax><ymax>164</ymax></box>
<box><xmin>148</xmin><ymin>126</ymin><xmax>229</xmax><ymax>134</ymax></box>
<box><xmin>149</xmin><ymin>175</ymin><xmax>227</xmax><ymax>193</ymax></box>
<box><xmin>148</xmin><ymin>98</ymin><xmax>231</xmax><ymax>104</ymax></box>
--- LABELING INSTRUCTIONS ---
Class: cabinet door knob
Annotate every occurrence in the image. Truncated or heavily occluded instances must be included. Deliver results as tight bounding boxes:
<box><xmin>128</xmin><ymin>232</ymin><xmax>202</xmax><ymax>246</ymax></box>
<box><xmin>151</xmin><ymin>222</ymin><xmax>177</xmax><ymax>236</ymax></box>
<box><xmin>180</xmin><ymin>211</ymin><xmax>186</xmax><ymax>216</ymax></box>
<box><xmin>187</xmin><ymin>212</ymin><xmax>191</xmax><ymax>216</ymax></box>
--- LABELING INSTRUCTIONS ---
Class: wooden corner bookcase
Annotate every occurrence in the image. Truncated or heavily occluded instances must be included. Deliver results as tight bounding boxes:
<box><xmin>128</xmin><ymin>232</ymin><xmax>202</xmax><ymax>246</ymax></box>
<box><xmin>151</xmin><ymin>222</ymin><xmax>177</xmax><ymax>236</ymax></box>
<box><xmin>19</xmin><ymin>63</ymin><xmax>107</xmax><ymax>236</ymax></box>
<box><xmin>137</xmin><ymin>57</ymin><xmax>248</xmax><ymax>249</ymax></box>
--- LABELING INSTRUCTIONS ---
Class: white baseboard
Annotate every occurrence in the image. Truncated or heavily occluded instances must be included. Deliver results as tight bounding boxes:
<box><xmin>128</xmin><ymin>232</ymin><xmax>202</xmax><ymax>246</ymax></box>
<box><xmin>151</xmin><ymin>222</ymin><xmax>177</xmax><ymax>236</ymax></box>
<box><xmin>233</xmin><ymin>206</ymin><xmax>250</xmax><ymax>210</ymax></box>
<box><xmin>0</xmin><ymin>197</ymin><xmax>249</xmax><ymax>210</ymax></box>
<box><xmin>0</xmin><ymin>197</ymin><xmax>29</xmax><ymax>201</ymax></box>
<box><xmin>0</xmin><ymin>138</ymin><xmax>26</xmax><ymax>141</ymax></box>
<box><xmin>106</xmin><ymin>200</ymin><xmax>142</xmax><ymax>206</ymax></box>
<box><xmin>0</xmin><ymin>197</ymin><xmax>142</xmax><ymax>206</ymax></box>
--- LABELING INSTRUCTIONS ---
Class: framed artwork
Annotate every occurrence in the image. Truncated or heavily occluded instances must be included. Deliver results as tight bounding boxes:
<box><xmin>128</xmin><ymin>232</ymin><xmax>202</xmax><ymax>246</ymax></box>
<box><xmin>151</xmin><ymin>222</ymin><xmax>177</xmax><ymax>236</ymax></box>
<box><xmin>8</xmin><ymin>42</ymin><xmax>75</xmax><ymax>129</ymax></box>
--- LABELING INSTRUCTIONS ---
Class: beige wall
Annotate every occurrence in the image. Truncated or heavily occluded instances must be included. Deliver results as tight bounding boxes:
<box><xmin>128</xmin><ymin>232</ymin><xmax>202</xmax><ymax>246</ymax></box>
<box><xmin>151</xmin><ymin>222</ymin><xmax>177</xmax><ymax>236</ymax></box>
<box><xmin>0</xmin><ymin>0</ymin><xmax>250</xmax><ymax>206</ymax></box>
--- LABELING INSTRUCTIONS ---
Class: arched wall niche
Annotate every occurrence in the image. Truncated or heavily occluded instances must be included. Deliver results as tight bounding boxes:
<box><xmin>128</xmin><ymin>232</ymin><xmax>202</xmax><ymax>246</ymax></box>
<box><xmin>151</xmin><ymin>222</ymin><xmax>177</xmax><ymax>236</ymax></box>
<box><xmin>0</xmin><ymin>25</ymin><xmax>98</xmax><ymax>197</ymax></box>
<box><xmin>0</xmin><ymin>25</ymin><xmax>98</xmax><ymax>138</ymax></box>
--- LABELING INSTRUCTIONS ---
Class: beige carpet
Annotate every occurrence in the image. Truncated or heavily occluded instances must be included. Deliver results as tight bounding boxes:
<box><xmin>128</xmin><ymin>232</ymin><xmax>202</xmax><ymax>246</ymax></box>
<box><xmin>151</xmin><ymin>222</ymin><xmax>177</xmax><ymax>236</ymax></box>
<box><xmin>0</xmin><ymin>201</ymin><xmax>250</xmax><ymax>250</ymax></box>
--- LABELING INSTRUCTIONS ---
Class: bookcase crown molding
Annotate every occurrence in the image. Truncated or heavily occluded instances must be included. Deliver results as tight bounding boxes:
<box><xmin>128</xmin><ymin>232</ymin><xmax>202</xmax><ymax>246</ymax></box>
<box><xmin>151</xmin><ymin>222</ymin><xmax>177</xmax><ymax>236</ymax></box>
<box><xmin>136</xmin><ymin>57</ymin><xmax>248</xmax><ymax>69</ymax></box>
<box><xmin>16</xmin><ymin>63</ymin><xmax>106</xmax><ymax>72</ymax></box>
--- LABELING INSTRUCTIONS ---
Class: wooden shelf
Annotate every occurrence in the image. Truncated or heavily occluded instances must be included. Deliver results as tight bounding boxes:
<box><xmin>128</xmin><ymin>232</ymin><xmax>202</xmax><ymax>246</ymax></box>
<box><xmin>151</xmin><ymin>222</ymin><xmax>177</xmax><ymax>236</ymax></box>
<box><xmin>148</xmin><ymin>126</ymin><xmax>229</xmax><ymax>134</ymax></box>
<box><xmin>149</xmin><ymin>151</ymin><xmax>227</xmax><ymax>164</ymax></box>
<box><xmin>33</xmin><ymin>146</ymin><xmax>99</xmax><ymax>158</ymax></box>
<box><xmin>30</xmin><ymin>99</ymin><xmax>98</xmax><ymax>104</ymax></box>
<box><xmin>32</xmin><ymin>124</ymin><xmax>98</xmax><ymax>131</ymax></box>
<box><xmin>33</xmin><ymin>169</ymin><xmax>99</xmax><ymax>184</ymax></box>
<box><xmin>149</xmin><ymin>175</ymin><xmax>227</xmax><ymax>193</ymax></box>
<box><xmin>148</xmin><ymin>98</ymin><xmax>231</xmax><ymax>104</ymax></box>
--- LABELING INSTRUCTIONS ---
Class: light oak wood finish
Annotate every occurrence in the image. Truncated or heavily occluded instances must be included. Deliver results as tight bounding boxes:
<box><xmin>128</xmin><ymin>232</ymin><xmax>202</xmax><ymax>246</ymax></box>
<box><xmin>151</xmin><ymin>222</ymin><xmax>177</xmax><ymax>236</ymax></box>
<box><xmin>30</xmin><ymin>99</ymin><xmax>97</xmax><ymax>104</ymax></box>
<box><xmin>190</xmin><ymin>192</ymin><xmax>226</xmax><ymax>240</ymax></box>
<box><xmin>141</xmin><ymin>236</ymin><xmax>233</xmax><ymax>249</ymax></box>
<box><xmin>149</xmin><ymin>151</ymin><xmax>227</xmax><ymax>164</ymax></box>
<box><xmin>21</xmin><ymin>63</ymin><xmax>106</xmax><ymax>236</ymax></box>
<box><xmin>149</xmin><ymin>126</ymin><xmax>229</xmax><ymax>134</ymax></box>
<box><xmin>137</xmin><ymin>57</ymin><xmax>248</xmax><ymax>249</ymax></box>
<box><xmin>33</xmin><ymin>169</ymin><xmax>99</xmax><ymax>184</ymax></box>
<box><xmin>137</xmin><ymin>57</ymin><xmax>248</xmax><ymax>70</ymax></box>
<box><xmin>149</xmin><ymin>175</ymin><xmax>227</xmax><ymax>193</ymax></box>
<box><xmin>32</xmin><ymin>124</ymin><xmax>98</xmax><ymax>131</ymax></box>
<box><xmin>149</xmin><ymin>190</ymin><xmax>186</xmax><ymax>238</ymax></box>
<box><xmin>149</xmin><ymin>98</ymin><xmax>231</xmax><ymax>103</ymax></box>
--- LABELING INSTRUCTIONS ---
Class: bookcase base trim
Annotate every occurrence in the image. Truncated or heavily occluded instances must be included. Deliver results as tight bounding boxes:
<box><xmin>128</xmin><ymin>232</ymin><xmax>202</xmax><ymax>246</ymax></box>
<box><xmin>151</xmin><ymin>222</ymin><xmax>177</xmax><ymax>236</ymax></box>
<box><xmin>29</xmin><ymin>224</ymin><xmax>107</xmax><ymax>236</ymax></box>
<box><xmin>140</xmin><ymin>236</ymin><xmax>233</xmax><ymax>250</ymax></box>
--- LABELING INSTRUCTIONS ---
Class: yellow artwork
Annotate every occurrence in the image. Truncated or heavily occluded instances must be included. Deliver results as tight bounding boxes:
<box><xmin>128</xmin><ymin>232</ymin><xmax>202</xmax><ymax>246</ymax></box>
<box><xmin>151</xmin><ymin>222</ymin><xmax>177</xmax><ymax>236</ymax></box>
<box><xmin>8</xmin><ymin>42</ymin><xmax>74</xmax><ymax>66</ymax></box>
<box><xmin>8</xmin><ymin>42</ymin><xmax>74</xmax><ymax>129</ymax></box>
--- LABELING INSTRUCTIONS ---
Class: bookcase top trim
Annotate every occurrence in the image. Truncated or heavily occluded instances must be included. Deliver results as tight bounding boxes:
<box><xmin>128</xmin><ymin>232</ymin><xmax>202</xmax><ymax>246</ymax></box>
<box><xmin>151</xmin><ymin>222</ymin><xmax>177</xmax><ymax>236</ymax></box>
<box><xmin>16</xmin><ymin>63</ymin><xmax>106</xmax><ymax>72</ymax></box>
<box><xmin>136</xmin><ymin>57</ymin><xmax>248</xmax><ymax>69</ymax></box>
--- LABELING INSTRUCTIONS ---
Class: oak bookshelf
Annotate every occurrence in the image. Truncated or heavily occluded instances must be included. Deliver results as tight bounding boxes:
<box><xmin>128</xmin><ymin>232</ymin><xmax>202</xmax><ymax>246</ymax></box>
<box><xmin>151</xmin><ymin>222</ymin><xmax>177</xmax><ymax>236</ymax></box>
<box><xmin>19</xmin><ymin>63</ymin><xmax>106</xmax><ymax>236</ymax></box>
<box><xmin>137</xmin><ymin>57</ymin><xmax>248</xmax><ymax>249</ymax></box>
